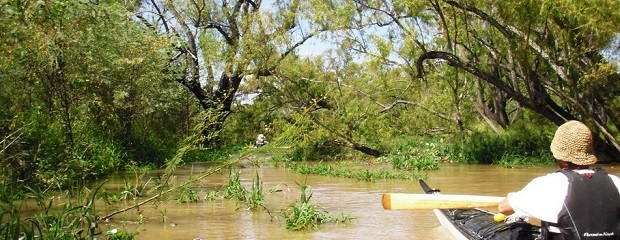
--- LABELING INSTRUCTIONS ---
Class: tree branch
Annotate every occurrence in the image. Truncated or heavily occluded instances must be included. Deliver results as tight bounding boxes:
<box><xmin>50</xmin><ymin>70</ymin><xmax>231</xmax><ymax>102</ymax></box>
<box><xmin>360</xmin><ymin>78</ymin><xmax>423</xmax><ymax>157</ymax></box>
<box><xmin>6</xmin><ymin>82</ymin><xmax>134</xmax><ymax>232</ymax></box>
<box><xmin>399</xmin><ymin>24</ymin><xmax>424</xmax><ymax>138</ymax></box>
<box><xmin>416</xmin><ymin>51</ymin><xmax>532</xmax><ymax>108</ymax></box>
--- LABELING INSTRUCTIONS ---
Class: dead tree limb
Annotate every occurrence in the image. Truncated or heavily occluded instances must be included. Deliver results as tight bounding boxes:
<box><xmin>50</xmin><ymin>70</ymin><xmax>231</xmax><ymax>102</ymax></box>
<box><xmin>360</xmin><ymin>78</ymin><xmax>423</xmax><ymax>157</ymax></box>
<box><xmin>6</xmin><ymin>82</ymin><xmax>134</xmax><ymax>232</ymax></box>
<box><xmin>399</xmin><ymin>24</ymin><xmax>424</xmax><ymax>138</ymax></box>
<box><xmin>101</xmin><ymin>160</ymin><xmax>240</xmax><ymax>220</ymax></box>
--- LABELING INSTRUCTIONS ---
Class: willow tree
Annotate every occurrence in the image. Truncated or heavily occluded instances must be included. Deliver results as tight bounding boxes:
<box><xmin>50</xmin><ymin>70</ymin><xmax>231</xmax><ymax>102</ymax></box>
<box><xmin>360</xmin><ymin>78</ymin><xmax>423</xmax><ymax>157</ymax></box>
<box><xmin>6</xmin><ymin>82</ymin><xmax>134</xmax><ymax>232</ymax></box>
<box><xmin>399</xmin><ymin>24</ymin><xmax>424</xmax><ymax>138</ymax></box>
<box><xmin>303</xmin><ymin>0</ymin><xmax>620</xmax><ymax>160</ymax></box>
<box><xmin>238</xmin><ymin>0</ymin><xmax>429</xmax><ymax>157</ymax></box>
<box><xmin>133</xmin><ymin>0</ymin><xmax>327</xmax><ymax>145</ymax></box>
<box><xmin>287</xmin><ymin>0</ymin><xmax>481</xmax><ymax>140</ymax></box>
<box><xmin>0</xmin><ymin>0</ymin><xmax>180</xmax><ymax>187</ymax></box>
<box><xmin>346</xmin><ymin>0</ymin><xmax>620</xmax><ymax>161</ymax></box>
<box><xmin>240</xmin><ymin>0</ymin><xmax>480</xmax><ymax>157</ymax></box>
<box><xmin>407</xmin><ymin>0</ymin><xmax>620</xmax><ymax>161</ymax></box>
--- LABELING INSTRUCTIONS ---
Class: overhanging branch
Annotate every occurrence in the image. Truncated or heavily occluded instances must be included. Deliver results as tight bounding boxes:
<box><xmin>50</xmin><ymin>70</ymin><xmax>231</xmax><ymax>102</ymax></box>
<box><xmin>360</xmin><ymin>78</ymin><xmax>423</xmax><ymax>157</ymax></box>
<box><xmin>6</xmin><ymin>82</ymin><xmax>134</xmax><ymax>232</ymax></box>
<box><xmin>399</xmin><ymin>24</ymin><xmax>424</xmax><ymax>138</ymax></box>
<box><xmin>416</xmin><ymin>51</ymin><xmax>532</xmax><ymax>108</ymax></box>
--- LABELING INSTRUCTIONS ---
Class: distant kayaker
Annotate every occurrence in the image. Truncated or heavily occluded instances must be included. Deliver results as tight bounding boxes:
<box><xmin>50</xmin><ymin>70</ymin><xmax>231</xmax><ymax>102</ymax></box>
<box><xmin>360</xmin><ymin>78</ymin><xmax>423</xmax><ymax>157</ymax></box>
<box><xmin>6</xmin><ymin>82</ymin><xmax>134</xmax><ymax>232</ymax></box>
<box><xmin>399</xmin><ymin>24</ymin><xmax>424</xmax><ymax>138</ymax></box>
<box><xmin>255</xmin><ymin>134</ymin><xmax>268</xmax><ymax>148</ymax></box>
<box><xmin>498</xmin><ymin>120</ymin><xmax>620</xmax><ymax>240</ymax></box>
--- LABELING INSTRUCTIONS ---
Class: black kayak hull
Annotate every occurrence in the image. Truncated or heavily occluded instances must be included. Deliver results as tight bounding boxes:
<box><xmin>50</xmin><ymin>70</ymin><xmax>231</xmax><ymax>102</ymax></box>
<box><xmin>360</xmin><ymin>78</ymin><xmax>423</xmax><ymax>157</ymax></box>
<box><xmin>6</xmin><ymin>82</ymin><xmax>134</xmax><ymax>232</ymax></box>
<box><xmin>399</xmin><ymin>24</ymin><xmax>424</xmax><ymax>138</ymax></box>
<box><xmin>419</xmin><ymin>180</ymin><xmax>541</xmax><ymax>240</ymax></box>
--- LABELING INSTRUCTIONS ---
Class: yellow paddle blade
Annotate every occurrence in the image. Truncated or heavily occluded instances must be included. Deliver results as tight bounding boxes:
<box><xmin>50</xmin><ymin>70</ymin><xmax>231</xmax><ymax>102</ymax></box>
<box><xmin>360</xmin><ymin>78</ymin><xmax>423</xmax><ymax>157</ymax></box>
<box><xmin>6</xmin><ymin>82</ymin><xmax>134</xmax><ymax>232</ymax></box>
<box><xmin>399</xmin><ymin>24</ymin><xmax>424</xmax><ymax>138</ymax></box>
<box><xmin>382</xmin><ymin>193</ymin><xmax>504</xmax><ymax>210</ymax></box>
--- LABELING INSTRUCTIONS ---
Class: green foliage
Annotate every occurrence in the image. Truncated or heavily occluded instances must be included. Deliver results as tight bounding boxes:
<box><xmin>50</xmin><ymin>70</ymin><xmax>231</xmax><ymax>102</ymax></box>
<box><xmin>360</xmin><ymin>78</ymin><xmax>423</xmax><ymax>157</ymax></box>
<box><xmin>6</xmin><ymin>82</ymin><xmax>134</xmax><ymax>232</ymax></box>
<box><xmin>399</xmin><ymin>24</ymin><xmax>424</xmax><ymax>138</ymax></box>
<box><xmin>288</xmin><ymin>163</ymin><xmax>424</xmax><ymax>181</ymax></box>
<box><xmin>221</xmin><ymin>102</ymin><xmax>276</xmax><ymax>146</ymax></box>
<box><xmin>0</xmin><ymin>205</ymin><xmax>40</xmax><ymax>240</ymax></box>
<box><xmin>0</xmin><ymin>184</ymin><xmax>118</xmax><ymax>239</ymax></box>
<box><xmin>379</xmin><ymin>153</ymin><xmax>439</xmax><ymax>171</ymax></box>
<box><xmin>176</xmin><ymin>184</ymin><xmax>200</xmax><ymax>203</ymax></box>
<box><xmin>15</xmin><ymin>115</ymin><xmax>127</xmax><ymax>187</ymax></box>
<box><xmin>376</xmin><ymin>138</ymin><xmax>449</xmax><ymax>170</ymax></box>
<box><xmin>107</xmin><ymin>228</ymin><xmax>139</xmax><ymax>240</ymax></box>
<box><xmin>204</xmin><ymin>190</ymin><xmax>221</xmax><ymax>201</ymax></box>
<box><xmin>246</xmin><ymin>173</ymin><xmax>265</xmax><ymax>210</ymax></box>
<box><xmin>497</xmin><ymin>154</ymin><xmax>552</xmax><ymax>168</ymax></box>
<box><xmin>99</xmin><ymin>170</ymin><xmax>153</xmax><ymax>205</ymax></box>
<box><xmin>223</xmin><ymin>171</ymin><xmax>247</xmax><ymax>201</ymax></box>
<box><xmin>333</xmin><ymin>213</ymin><xmax>356</xmax><ymax>223</ymax></box>
<box><xmin>286</xmin><ymin>141</ymin><xmax>345</xmax><ymax>162</ymax></box>
<box><xmin>2</xmin><ymin>0</ymin><xmax>618</xmax><ymax>204</ymax></box>
<box><xmin>282</xmin><ymin>183</ymin><xmax>331</xmax><ymax>231</ymax></box>
<box><xmin>222</xmin><ymin>171</ymin><xmax>266</xmax><ymax>210</ymax></box>
<box><xmin>0</xmin><ymin>0</ymin><xmax>187</xmax><ymax>190</ymax></box>
<box><xmin>450</xmin><ymin>124</ymin><xmax>555</xmax><ymax>164</ymax></box>
<box><xmin>159</xmin><ymin>209</ymin><xmax>168</xmax><ymax>223</ymax></box>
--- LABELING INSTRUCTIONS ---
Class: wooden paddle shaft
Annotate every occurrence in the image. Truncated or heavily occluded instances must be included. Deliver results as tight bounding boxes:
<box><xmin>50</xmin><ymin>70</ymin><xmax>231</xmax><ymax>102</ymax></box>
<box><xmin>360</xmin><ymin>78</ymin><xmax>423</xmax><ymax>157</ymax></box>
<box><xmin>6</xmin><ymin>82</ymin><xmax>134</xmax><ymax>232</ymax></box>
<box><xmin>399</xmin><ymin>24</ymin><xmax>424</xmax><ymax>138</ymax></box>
<box><xmin>382</xmin><ymin>193</ymin><xmax>505</xmax><ymax>210</ymax></box>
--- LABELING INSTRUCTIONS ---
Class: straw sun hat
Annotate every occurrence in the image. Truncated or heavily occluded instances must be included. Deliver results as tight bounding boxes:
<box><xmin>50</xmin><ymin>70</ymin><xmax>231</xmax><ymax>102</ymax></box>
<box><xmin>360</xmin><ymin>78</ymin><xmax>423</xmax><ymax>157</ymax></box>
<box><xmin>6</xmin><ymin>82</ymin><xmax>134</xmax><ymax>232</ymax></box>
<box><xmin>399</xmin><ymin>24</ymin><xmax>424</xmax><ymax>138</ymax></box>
<box><xmin>550</xmin><ymin>120</ymin><xmax>597</xmax><ymax>165</ymax></box>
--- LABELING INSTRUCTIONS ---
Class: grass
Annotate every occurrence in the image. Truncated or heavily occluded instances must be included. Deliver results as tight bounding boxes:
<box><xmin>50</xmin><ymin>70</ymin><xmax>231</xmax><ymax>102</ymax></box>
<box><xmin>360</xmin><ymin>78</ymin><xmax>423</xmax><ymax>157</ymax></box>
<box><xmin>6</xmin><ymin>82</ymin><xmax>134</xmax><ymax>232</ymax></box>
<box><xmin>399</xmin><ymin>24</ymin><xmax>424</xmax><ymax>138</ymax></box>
<box><xmin>246</xmin><ymin>173</ymin><xmax>265</xmax><ymax>210</ymax></box>
<box><xmin>222</xmin><ymin>170</ymin><xmax>266</xmax><ymax>210</ymax></box>
<box><xmin>223</xmin><ymin>171</ymin><xmax>247</xmax><ymax>201</ymax></box>
<box><xmin>497</xmin><ymin>154</ymin><xmax>553</xmax><ymax>167</ymax></box>
<box><xmin>218</xmin><ymin>169</ymin><xmax>354</xmax><ymax>230</ymax></box>
<box><xmin>0</xmin><ymin>184</ymin><xmax>140</xmax><ymax>239</ymax></box>
<box><xmin>376</xmin><ymin>153</ymin><xmax>439</xmax><ymax>171</ymax></box>
<box><xmin>282</xmin><ymin>182</ymin><xmax>332</xmax><ymax>231</ymax></box>
<box><xmin>450</xmin><ymin>126</ymin><xmax>554</xmax><ymax>165</ymax></box>
<box><xmin>288</xmin><ymin>163</ymin><xmax>425</xmax><ymax>181</ymax></box>
<box><xmin>176</xmin><ymin>183</ymin><xmax>200</xmax><ymax>203</ymax></box>
<box><xmin>107</xmin><ymin>228</ymin><xmax>140</xmax><ymax>240</ymax></box>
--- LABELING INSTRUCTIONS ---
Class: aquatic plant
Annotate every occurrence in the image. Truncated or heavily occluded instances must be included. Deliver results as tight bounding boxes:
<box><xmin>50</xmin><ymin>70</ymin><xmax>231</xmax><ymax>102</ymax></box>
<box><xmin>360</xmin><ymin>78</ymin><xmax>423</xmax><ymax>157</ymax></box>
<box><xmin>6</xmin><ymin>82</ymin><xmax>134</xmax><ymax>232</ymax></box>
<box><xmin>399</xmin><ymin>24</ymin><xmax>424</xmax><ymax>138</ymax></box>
<box><xmin>283</xmin><ymin>183</ymin><xmax>331</xmax><ymax>231</ymax></box>
<box><xmin>99</xmin><ymin>176</ymin><xmax>153</xmax><ymax>205</ymax></box>
<box><xmin>497</xmin><ymin>154</ymin><xmax>551</xmax><ymax>168</ymax></box>
<box><xmin>379</xmin><ymin>153</ymin><xmax>439</xmax><ymax>171</ymax></box>
<box><xmin>0</xmin><ymin>205</ymin><xmax>40</xmax><ymax>239</ymax></box>
<box><xmin>333</xmin><ymin>213</ymin><xmax>356</xmax><ymax>223</ymax></box>
<box><xmin>0</xmin><ymin>184</ymin><xmax>126</xmax><ymax>239</ymax></box>
<box><xmin>159</xmin><ymin>209</ymin><xmax>168</xmax><ymax>223</ymax></box>
<box><xmin>451</xmin><ymin>126</ymin><xmax>553</xmax><ymax>165</ymax></box>
<box><xmin>204</xmin><ymin>190</ymin><xmax>221</xmax><ymax>201</ymax></box>
<box><xmin>223</xmin><ymin>171</ymin><xmax>247</xmax><ymax>201</ymax></box>
<box><xmin>222</xmin><ymin>171</ymin><xmax>267</xmax><ymax>210</ymax></box>
<box><xmin>289</xmin><ymin>163</ymin><xmax>423</xmax><ymax>181</ymax></box>
<box><xmin>176</xmin><ymin>184</ymin><xmax>200</xmax><ymax>203</ymax></box>
<box><xmin>246</xmin><ymin>173</ymin><xmax>265</xmax><ymax>210</ymax></box>
<box><xmin>107</xmin><ymin>228</ymin><xmax>139</xmax><ymax>240</ymax></box>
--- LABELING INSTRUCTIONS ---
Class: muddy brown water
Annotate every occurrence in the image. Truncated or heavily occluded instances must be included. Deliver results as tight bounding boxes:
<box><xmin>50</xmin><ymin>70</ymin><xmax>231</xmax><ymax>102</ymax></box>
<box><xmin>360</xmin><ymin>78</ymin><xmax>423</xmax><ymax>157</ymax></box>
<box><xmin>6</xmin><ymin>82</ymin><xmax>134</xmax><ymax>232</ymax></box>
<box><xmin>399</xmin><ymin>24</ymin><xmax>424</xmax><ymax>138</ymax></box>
<box><xmin>97</xmin><ymin>163</ymin><xmax>620</xmax><ymax>240</ymax></box>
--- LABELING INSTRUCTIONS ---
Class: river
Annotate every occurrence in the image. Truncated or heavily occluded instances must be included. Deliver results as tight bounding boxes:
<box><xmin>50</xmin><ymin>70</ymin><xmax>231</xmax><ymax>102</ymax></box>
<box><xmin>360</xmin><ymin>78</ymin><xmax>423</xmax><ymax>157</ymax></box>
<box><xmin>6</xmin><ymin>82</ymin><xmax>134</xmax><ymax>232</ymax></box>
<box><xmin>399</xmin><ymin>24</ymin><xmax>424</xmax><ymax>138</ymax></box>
<box><xmin>98</xmin><ymin>163</ymin><xmax>620</xmax><ymax>240</ymax></box>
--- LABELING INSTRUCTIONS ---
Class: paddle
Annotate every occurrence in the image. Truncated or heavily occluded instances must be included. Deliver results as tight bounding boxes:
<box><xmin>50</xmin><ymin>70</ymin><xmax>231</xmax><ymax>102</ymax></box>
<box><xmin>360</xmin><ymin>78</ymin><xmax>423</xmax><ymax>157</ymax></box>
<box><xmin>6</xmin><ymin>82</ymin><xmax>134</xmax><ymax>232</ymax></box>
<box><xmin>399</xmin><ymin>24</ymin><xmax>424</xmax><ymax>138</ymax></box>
<box><xmin>382</xmin><ymin>193</ymin><xmax>505</xmax><ymax>210</ymax></box>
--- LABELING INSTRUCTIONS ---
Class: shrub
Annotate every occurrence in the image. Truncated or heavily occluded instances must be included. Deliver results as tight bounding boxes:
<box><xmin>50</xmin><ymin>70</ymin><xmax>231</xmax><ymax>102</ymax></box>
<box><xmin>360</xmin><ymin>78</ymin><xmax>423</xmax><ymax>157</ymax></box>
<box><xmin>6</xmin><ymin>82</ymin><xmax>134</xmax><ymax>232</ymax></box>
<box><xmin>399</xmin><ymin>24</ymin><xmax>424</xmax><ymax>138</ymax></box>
<box><xmin>450</xmin><ymin>123</ymin><xmax>554</xmax><ymax>164</ymax></box>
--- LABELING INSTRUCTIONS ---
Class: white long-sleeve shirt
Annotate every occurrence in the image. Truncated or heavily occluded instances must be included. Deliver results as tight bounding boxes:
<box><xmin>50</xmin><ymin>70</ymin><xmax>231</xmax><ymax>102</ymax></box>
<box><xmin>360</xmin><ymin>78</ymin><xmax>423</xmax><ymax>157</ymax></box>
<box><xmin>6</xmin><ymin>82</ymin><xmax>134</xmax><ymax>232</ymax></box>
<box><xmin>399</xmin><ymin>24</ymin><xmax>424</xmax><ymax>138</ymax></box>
<box><xmin>508</xmin><ymin>169</ymin><xmax>620</xmax><ymax>232</ymax></box>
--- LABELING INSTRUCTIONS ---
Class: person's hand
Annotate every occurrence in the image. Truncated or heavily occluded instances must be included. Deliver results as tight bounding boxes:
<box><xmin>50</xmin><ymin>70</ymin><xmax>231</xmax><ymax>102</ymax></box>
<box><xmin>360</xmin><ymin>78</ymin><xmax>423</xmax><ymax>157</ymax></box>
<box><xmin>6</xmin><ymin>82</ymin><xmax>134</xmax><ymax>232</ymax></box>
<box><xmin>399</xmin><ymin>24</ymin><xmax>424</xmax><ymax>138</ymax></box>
<box><xmin>497</xmin><ymin>193</ymin><xmax>515</xmax><ymax>215</ymax></box>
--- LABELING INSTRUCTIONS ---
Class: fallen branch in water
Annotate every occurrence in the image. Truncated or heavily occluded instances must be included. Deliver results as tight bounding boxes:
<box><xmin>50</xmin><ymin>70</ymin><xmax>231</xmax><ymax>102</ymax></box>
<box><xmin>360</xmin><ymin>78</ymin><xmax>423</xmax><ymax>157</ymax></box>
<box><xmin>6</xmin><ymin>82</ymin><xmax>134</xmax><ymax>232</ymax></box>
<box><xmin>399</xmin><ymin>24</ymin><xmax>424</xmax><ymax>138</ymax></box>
<box><xmin>101</xmin><ymin>159</ymin><xmax>241</xmax><ymax>221</ymax></box>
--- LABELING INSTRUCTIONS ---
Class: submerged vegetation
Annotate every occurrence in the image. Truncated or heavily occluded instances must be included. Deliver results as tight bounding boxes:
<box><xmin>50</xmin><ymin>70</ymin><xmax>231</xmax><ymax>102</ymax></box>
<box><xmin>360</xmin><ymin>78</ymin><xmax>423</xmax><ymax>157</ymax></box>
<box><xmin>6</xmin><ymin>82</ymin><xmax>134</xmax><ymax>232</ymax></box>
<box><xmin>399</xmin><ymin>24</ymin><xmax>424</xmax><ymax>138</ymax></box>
<box><xmin>289</xmin><ymin>163</ymin><xmax>425</xmax><ymax>181</ymax></box>
<box><xmin>282</xmin><ymin>183</ymin><xmax>333</xmax><ymax>231</ymax></box>
<box><xmin>0</xmin><ymin>168</ymin><xmax>353</xmax><ymax>239</ymax></box>
<box><xmin>0</xmin><ymin>185</ymin><xmax>137</xmax><ymax>239</ymax></box>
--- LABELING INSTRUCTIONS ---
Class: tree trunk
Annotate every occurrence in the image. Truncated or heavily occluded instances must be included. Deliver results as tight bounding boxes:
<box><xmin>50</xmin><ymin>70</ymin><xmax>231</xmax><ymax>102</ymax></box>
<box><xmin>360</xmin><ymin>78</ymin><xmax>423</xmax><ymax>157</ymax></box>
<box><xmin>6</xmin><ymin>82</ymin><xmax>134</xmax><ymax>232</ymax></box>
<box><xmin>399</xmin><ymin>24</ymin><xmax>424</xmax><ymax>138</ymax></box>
<box><xmin>46</xmin><ymin>54</ymin><xmax>74</xmax><ymax>147</ymax></box>
<box><xmin>332</xmin><ymin>140</ymin><xmax>383</xmax><ymax>157</ymax></box>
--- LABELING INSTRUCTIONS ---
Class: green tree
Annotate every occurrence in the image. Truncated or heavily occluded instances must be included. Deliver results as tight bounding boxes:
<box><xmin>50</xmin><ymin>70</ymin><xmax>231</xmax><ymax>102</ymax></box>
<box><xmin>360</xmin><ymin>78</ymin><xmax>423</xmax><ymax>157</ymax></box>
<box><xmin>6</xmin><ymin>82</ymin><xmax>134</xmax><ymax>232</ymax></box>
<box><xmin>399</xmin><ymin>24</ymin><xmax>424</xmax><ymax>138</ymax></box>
<box><xmin>0</xmin><ymin>0</ymin><xmax>183</xmax><ymax>188</ymax></box>
<box><xmin>332</xmin><ymin>0</ymin><xmax>620</xmax><ymax>162</ymax></box>
<box><xmin>413</xmin><ymin>0</ymin><xmax>620</xmax><ymax>161</ymax></box>
<box><xmin>134</xmin><ymin>0</ymin><xmax>329</xmax><ymax>146</ymax></box>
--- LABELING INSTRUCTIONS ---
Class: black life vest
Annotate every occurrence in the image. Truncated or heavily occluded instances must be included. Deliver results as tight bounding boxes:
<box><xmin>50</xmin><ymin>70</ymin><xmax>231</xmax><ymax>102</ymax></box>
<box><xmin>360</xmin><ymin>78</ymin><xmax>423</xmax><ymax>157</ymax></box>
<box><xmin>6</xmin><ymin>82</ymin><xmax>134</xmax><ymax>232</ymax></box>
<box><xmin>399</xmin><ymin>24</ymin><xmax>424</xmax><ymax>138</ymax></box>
<box><xmin>549</xmin><ymin>168</ymin><xmax>620</xmax><ymax>240</ymax></box>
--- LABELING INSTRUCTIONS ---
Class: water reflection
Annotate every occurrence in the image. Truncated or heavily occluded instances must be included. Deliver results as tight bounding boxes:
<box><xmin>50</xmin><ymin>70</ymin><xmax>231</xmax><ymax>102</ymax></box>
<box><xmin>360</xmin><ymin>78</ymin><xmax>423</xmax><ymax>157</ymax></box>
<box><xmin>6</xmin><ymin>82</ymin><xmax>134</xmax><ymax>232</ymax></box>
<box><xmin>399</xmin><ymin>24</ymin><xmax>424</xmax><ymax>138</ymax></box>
<box><xmin>99</xmin><ymin>163</ymin><xmax>620</xmax><ymax>240</ymax></box>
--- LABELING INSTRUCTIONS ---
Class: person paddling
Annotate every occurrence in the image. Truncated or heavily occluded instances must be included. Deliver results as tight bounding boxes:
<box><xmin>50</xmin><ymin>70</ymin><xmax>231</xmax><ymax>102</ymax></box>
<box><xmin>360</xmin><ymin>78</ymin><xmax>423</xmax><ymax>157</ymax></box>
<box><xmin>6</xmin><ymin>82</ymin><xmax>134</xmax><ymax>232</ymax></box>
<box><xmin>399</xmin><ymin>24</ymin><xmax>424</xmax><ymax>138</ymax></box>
<box><xmin>498</xmin><ymin>120</ymin><xmax>620</xmax><ymax>240</ymax></box>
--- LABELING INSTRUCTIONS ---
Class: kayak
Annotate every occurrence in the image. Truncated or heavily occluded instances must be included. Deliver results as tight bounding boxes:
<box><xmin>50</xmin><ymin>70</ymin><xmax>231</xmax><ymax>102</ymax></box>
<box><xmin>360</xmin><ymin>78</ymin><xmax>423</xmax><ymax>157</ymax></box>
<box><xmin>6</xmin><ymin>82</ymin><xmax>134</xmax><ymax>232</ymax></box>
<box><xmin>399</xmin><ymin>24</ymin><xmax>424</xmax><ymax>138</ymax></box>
<box><xmin>419</xmin><ymin>179</ymin><xmax>541</xmax><ymax>240</ymax></box>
